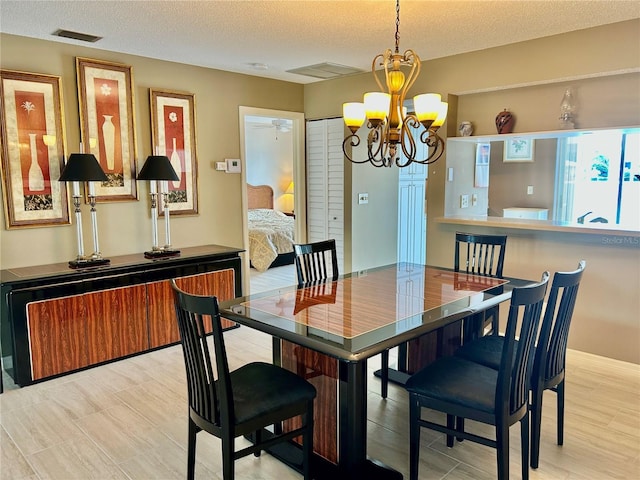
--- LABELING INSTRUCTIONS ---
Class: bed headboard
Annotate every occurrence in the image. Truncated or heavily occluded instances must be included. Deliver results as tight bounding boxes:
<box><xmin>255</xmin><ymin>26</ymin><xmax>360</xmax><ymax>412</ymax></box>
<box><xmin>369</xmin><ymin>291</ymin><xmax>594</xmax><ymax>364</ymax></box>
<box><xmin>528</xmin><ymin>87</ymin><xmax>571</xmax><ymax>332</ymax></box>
<box><xmin>247</xmin><ymin>184</ymin><xmax>274</xmax><ymax>209</ymax></box>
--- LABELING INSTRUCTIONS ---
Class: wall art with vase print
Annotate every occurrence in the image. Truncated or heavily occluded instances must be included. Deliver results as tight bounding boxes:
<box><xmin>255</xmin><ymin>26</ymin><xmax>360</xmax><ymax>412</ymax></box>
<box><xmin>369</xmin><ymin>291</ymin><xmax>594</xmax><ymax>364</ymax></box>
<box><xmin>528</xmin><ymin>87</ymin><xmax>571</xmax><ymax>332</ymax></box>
<box><xmin>150</xmin><ymin>89</ymin><xmax>198</xmax><ymax>216</ymax></box>
<box><xmin>76</xmin><ymin>57</ymin><xmax>137</xmax><ymax>201</ymax></box>
<box><xmin>0</xmin><ymin>70</ymin><xmax>70</xmax><ymax>228</ymax></box>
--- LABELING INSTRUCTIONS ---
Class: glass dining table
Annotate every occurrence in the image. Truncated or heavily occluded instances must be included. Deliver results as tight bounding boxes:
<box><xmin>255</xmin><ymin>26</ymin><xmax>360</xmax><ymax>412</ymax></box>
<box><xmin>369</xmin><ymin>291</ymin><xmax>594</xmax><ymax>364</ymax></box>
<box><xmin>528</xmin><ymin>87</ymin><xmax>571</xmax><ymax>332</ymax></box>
<box><xmin>220</xmin><ymin>262</ymin><xmax>525</xmax><ymax>479</ymax></box>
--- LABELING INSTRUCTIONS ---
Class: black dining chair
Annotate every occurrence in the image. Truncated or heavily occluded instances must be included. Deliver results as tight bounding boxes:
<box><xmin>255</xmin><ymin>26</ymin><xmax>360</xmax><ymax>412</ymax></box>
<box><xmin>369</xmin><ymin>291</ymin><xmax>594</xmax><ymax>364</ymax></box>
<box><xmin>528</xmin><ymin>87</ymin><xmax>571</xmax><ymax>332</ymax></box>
<box><xmin>454</xmin><ymin>260</ymin><xmax>586</xmax><ymax>468</ymax></box>
<box><xmin>378</xmin><ymin>231</ymin><xmax>507</xmax><ymax>398</ymax></box>
<box><xmin>455</xmin><ymin>232</ymin><xmax>507</xmax><ymax>337</ymax></box>
<box><xmin>404</xmin><ymin>272</ymin><xmax>549</xmax><ymax>480</ymax></box>
<box><xmin>171</xmin><ymin>280</ymin><xmax>317</xmax><ymax>480</ymax></box>
<box><xmin>293</xmin><ymin>239</ymin><xmax>339</xmax><ymax>287</ymax></box>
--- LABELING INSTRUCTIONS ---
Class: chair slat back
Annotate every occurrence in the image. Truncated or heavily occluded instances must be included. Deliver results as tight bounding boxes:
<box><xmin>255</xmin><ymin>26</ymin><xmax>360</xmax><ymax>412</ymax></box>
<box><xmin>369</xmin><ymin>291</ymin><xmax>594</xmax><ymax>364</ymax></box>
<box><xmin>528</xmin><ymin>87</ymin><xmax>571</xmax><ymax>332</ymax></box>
<box><xmin>496</xmin><ymin>272</ymin><xmax>549</xmax><ymax>416</ymax></box>
<box><xmin>294</xmin><ymin>239</ymin><xmax>339</xmax><ymax>287</ymax></box>
<box><xmin>454</xmin><ymin>232</ymin><xmax>507</xmax><ymax>278</ymax></box>
<box><xmin>534</xmin><ymin>261</ymin><xmax>586</xmax><ymax>384</ymax></box>
<box><xmin>171</xmin><ymin>279</ymin><xmax>233</xmax><ymax>427</ymax></box>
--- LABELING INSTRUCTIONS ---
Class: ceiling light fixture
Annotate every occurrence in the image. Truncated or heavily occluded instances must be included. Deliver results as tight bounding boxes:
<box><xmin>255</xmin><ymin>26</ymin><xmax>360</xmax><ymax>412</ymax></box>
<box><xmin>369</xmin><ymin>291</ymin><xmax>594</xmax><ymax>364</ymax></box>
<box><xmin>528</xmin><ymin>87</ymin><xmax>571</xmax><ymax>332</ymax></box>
<box><xmin>342</xmin><ymin>0</ymin><xmax>448</xmax><ymax>168</ymax></box>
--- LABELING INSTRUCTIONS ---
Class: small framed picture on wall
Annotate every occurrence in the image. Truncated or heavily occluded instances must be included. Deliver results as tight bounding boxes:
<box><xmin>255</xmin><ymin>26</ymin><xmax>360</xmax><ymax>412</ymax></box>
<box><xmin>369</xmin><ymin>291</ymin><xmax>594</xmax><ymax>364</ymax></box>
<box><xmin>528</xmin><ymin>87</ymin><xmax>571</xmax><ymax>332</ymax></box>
<box><xmin>504</xmin><ymin>138</ymin><xmax>535</xmax><ymax>162</ymax></box>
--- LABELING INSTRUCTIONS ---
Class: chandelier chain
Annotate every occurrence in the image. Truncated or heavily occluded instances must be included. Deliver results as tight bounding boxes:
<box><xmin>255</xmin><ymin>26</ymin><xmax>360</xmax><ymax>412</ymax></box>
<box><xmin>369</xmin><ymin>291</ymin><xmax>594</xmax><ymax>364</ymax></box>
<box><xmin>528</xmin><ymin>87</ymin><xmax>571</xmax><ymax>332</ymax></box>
<box><xmin>395</xmin><ymin>0</ymin><xmax>400</xmax><ymax>53</ymax></box>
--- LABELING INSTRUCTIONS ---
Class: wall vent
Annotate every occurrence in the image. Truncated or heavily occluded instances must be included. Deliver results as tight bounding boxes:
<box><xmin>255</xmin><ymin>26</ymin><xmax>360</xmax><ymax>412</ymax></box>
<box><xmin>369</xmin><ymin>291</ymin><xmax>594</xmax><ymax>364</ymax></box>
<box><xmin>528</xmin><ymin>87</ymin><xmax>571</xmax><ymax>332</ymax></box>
<box><xmin>53</xmin><ymin>29</ymin><xmax>102</xmax><ymax>43</ymax></box>
<box><xmin>286</xmin><ymin>62</ymin><xmax>363</xmax><ymax>80</ymax></box>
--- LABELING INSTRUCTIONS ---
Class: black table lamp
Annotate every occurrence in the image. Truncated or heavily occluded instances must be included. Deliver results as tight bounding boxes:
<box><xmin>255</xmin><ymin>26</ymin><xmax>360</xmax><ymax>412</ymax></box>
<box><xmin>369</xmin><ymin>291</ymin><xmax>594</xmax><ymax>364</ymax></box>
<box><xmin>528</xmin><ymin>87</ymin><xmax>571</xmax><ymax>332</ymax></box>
<box><xmin>59</xmin><ymin>152</ymin><xmax>110</xmax><ymax>268</ymax></box>
<box><xmin>137</xmin><ymin>154</ymin><xmax>180</xmax><ymax>259</ymax></box>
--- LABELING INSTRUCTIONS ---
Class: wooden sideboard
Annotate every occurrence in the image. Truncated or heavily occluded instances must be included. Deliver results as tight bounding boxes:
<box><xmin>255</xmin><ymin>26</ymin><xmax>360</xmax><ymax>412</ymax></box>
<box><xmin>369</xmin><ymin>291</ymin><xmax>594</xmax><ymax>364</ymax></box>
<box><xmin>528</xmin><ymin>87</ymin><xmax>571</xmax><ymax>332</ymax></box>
<box><xmin>0</xmin><ymin>244</ymin><xmax>243</xmax><ymax>387</ymax></box>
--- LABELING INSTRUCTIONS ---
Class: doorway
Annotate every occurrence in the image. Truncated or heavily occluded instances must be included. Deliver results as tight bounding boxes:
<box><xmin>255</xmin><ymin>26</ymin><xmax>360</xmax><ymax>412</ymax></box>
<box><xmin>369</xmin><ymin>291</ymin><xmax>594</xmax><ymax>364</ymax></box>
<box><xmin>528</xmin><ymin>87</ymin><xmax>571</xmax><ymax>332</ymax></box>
<box><xmin>238</xmin><ymin>107</ymin><xmax>306</xmax><ymax>294</ymax></box>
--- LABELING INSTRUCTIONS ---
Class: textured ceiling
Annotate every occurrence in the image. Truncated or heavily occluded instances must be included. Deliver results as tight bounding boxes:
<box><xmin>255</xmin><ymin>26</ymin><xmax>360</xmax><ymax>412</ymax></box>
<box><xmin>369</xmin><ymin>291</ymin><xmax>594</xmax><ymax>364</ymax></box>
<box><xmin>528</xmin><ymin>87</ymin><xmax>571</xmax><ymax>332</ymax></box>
<box><xmin>1</xmin><ymin>0</ymin><xmax>639</xmax><ymax>84</ymax></box>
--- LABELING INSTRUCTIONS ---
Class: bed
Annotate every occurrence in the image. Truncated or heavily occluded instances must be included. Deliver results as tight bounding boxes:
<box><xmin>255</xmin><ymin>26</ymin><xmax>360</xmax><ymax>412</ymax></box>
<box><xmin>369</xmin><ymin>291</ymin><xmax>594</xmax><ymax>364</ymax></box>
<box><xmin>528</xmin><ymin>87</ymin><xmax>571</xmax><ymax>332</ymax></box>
<box><xmin>247</xmin><ymin>184</ymin><xmax>295</xmax><ymax>271</ymax></box>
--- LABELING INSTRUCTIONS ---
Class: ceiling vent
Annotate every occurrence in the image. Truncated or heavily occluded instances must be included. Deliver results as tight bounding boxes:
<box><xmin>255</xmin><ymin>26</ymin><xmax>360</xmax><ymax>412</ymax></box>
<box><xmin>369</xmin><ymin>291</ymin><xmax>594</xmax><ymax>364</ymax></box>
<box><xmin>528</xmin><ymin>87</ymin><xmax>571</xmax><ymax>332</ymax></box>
<box><xmin>286</xmin><ymin>62</ymin><xmax>363</xmax><ymax>80</ymax></box>
<box><xmin>53</xmin><ymin>29</ymin><xmax>102</xmax><ymax>43</ymax></box>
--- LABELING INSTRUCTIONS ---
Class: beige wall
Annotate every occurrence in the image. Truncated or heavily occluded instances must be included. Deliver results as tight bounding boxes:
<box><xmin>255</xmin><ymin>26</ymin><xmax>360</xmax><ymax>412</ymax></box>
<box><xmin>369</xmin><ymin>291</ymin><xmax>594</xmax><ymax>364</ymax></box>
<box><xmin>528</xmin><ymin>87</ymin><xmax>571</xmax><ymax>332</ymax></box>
<box><xmin>304</xmin><ymin>20</ymin><xmax>640</xmax><ymax>363</ymax></box>
<box><xmin>0</xmin><ymin>33</ymin><xmax>303</xmax><ymax>269</ymax></box>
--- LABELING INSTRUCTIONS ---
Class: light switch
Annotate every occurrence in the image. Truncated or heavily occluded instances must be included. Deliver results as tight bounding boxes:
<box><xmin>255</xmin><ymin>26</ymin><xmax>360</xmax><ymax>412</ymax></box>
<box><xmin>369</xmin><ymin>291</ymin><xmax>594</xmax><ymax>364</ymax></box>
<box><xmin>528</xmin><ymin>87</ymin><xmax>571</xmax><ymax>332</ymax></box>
<box><xmin>358</xmin><ymin>193</ymin><xmax>369</xmax><ymax>205</ymax></box>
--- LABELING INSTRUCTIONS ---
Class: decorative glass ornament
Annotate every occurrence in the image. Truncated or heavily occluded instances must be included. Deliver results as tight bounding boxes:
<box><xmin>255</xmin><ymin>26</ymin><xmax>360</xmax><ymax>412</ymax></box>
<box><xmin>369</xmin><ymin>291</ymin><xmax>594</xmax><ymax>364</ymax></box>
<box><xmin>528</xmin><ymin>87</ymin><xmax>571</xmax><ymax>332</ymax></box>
<box><xmin>559</xmin><ymin>87</ymin><xmax>576</xmax><ymax>129</ymax></box>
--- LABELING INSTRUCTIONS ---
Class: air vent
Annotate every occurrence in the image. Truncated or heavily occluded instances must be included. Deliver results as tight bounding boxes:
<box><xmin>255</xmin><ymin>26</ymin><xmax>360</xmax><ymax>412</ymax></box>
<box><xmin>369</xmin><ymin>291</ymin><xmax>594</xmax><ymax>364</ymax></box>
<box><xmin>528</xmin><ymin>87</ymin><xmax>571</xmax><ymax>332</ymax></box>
<box><xmin>286</xmin><ymin>62</ymin><xmax>363</xmax><ymax>80</ymax></box>
<box><xmin>53</xmin><ymin>29</ymin><xmax>102</xmax><ymax>43</ymax></box>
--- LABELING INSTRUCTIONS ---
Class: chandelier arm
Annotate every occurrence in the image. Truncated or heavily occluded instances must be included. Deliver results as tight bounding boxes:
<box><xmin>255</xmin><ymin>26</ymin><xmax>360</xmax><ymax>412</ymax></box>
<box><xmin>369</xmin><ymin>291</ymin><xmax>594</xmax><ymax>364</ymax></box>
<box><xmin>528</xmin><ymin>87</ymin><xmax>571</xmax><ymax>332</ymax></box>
<box><xmin>381</xmin><ymin>122</ymin><xmax>396</xmax><ymax>167</ymax></box>
<box><xmin>404</xmin><ymin>131</ymin><xmax>445</xmax><ymax>165</ymax></box>
<box><xmin>372</xmin><ymin>52</ymin><xmax>389</xmax><ymax>92</ymax></box>
<box><xmin>368</xmin><ymin>124</ymin><xmax>385</xmax><ymax>159</ymax></box>
<box><xmin>398</xmin><ymin>121</ymin><xmax>417</xmax><ymax>167</ymax></box>
<box><xmin>382</xmin><ymin>49</ymin><xmax>394</xmax><ymax>92</ymax></box>
<box><xmin>401</xmin><ymin>50</ymin><xmax>421</xmax><ymax>97</ymax></box>
<box><xmin>342</xmin><ymin>134</ymin><xmax>371</xmax><ymax>164</ymax></box>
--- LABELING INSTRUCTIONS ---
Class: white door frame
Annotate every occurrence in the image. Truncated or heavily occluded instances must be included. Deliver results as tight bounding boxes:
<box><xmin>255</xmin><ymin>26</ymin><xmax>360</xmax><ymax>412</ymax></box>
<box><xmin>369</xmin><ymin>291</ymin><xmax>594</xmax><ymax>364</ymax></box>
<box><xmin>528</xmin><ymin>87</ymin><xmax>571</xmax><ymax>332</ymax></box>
<box><xmin>238</xmin><ymin>106</ymin><xmax>306</xmax><ymax>294</ymax></box>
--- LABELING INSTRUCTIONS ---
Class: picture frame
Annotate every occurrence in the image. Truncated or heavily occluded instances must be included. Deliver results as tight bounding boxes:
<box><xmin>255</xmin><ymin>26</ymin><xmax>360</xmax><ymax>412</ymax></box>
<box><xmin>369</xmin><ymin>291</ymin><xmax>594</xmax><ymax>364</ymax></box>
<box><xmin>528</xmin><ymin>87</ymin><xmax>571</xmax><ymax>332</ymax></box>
<box><xmin>0</xmin><ymin>69</ymin><xmax>70</xmax><ymax>228</ymax></box>
<box><xmin>474</xmin><ymin>143</ymin><xmax>490</xmax><ymax>188</ymax></box>
<box><xmin>150</xmin><ymin>89</ymin><xmax>198</xmax><ymax>216</ymax></box>
<box><xmin>76</xmin><ymin>57</ymin><xmax>137</xmax><ymax>201</ymax></box>
<box><xmin>503</xmin><ymin>138</ymin><xmax>535</xmax><ymax>162</ymax></box>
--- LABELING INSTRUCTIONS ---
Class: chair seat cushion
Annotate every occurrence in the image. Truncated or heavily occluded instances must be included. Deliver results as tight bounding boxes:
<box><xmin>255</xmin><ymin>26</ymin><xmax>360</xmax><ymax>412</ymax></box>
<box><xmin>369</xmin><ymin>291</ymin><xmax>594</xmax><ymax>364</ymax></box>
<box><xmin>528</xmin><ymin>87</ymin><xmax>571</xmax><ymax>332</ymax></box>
<box><xmin>229</xmin><ymin>362</ymin><xmax>317</xmax><ymax>425</ymax></box>
<box><xmin>455</xmin><ymin>335</ymin><xmax>506</xmax><ymax>370</ymax></box>
<box><xmin>405</xmin><ymin>356</ymin><xmax>498</xmax><ymax>414</ymax></box>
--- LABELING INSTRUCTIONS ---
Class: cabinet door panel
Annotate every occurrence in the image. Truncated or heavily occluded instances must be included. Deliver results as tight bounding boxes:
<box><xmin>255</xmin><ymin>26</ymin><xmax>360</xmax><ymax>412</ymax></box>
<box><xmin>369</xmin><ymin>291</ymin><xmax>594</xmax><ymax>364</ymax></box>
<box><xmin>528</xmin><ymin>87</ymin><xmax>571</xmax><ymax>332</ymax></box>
<box><xmin>28</xmin><ymin>295</ymin><xmax>89</xmax><ymax>380</ymax></box>
<box><xmin>86</xmin><ymin>285</ymin><xmax>148</xmax><ymax>364</ymax></box>
<box><xmin>175</xmin><ymin>269</ymin><xmax>236</xmax><ymax>331</ymax></box>
<box><xmin>147</xmin><ymin>280</ymin><xmax>178</xmax><ymax>348</ymax></box>
<box><xmin>149</xmin><ymin>268</ymin><xmax>236</xmax><ymax>348</ymax></box>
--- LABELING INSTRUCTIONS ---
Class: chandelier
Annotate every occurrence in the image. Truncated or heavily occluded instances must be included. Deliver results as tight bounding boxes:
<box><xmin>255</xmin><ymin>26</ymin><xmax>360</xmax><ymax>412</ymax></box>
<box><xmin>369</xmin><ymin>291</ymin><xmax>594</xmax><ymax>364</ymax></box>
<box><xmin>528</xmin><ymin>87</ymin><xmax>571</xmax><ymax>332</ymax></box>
<box><xmin>342</xmin><ymin>0</ymin><xmax>448</xmax><ymax>168</ymax></box>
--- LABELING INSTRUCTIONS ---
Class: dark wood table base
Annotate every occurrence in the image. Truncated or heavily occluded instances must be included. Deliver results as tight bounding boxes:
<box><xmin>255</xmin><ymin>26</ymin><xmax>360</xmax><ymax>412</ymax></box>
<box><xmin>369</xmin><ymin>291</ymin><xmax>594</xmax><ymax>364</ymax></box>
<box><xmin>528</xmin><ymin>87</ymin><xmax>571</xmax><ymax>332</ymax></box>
<box><xmin>254</xmin><ymin>432</ymin><xmax>403</xmax><ymax>479</ymax></box>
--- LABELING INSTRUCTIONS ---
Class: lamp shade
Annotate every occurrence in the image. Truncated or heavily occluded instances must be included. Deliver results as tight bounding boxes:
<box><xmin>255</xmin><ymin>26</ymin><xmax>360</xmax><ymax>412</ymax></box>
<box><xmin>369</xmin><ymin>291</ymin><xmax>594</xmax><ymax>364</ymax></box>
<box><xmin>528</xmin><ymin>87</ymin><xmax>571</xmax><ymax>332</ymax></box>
<box><xmin>364</xmin><ymin>92</ymin><xmax>391</xmax><ymax>123</ymax></box>
<box><xmin>137</xmin><ymin>155</ymin><xmax>179</xmax><ymax>181</ymax></box>
<box><xmin>431</xmin><ymin>101</ymin><xmax>449</xmax><ymax>129</ymax></box>
<box><xmin>59</xmin><ymin>153</ymin><xmax>108</xmax><ymax>182</ymax></box>
<box><xmin>413</xmin><ymin>93</ymin><xmax>441</xmax><ymax>124</ymax></box>
<box><xmin>343</xmin><ymin>102</ymin><xmax>366</xmax><ymax>130</ymax></box>
<box><xmin>285</xmin><ymin>181</ymin><xmax>294</xmax><ymax>195</ymax></box>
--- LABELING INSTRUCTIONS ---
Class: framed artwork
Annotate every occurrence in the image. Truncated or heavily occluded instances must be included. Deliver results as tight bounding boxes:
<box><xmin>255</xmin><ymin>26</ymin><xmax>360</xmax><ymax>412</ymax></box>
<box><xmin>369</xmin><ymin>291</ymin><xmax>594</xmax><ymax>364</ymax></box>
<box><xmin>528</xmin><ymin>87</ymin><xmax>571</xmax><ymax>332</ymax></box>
<box><xmin>150</xmin><ymin>89</ymin><xmax>198</xmax><ymax>215</ymax></box>
<box><xmin>76</xmin><ymin>57</ymin><xmax>137</xmax><ymax>201</ymax></box>
<box><xmin>504</xmin><ymin>138</ymin><xmax>535</xmax><ymax>162</ymax></box>
<box><xmin>474</xmin><ymin>143</ymin><xmax>490</xmax><ymax>188</ymax></box>
<box><xmin>0</xmin><ymin>69</ymin><xmax>70</xmax><ymax>228</ymax></box>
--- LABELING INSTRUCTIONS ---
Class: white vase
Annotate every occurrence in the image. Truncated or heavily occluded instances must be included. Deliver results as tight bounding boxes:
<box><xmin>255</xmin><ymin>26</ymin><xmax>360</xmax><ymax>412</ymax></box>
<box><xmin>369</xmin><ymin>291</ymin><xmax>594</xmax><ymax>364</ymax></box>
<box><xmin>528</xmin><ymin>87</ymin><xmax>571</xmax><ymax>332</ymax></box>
<box><xmin>28</xmin><ymin>133</ymin><xmax>45</xmax><ymax>191</ymax></box>
<box><xmin>170</xmin><ymin>137</ymin><xmax>182</xmax><ymax>189</ymax></box>
<box><xmin>458</xmin><ymin>121</ymin><xmax>473</xmax><ymax>137</ymax></box>
<box><xmin>102</xmin><ymin>115</ymin><xmax>115</xmax><ymax>171</ymax></box>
